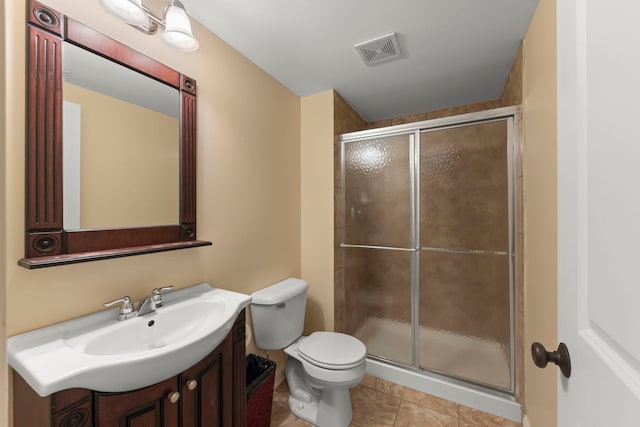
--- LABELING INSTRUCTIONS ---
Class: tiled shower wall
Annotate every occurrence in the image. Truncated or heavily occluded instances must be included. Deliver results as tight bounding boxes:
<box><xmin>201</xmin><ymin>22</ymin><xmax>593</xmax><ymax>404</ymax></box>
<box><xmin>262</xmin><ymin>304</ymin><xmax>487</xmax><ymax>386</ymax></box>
<box><xmin>419</xmin><ymin>121</ymin><xmax>510</xmax><ymax>345</ymax></box>
<box><xmin>333</xmin><ymin>43</ymin><xmax>523</xmax><ymax>395</ymax></box>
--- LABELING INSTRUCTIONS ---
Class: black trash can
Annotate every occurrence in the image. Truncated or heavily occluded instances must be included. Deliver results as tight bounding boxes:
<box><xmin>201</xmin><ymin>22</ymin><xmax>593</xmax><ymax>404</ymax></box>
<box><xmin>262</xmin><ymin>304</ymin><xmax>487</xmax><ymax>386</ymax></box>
<box><xmin>246</xmin><ymin>354</ymin><xmax>276</xmax><ymax>427</ymax></box>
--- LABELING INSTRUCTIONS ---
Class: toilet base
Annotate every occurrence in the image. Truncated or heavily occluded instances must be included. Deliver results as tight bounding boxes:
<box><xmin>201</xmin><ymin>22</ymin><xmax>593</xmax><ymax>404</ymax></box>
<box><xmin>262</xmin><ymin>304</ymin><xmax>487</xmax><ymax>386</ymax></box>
<box><xmin>285</xmin><ymin>358</ymin><xmax>355</xmax><ymax>427</ymax></box>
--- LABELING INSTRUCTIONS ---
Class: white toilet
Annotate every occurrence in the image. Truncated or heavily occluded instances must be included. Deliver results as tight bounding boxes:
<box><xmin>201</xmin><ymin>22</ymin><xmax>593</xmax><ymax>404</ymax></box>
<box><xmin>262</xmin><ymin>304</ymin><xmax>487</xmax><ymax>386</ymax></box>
<box><xmin>250</xmin><ymin>277</ymin><xmax>366</xmax><ymax>427</ymax></box>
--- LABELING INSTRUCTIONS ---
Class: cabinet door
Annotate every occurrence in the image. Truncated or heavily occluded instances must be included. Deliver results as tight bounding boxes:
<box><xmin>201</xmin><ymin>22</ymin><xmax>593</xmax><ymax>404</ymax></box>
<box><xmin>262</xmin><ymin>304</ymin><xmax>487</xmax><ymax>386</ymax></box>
<box><xmin>12</xmin><ymin>372</ymin><xmax>93</xmax><ymax>427</ymax></box>
<box><xmin>181</xmin><ymin>333</ymin><xmax>233</xmax><ymax>427</ymax></box>
<box><xmin>95</xmin><ymin>376</ymin><xmax>180</xmax><ymax>427</ymax></box>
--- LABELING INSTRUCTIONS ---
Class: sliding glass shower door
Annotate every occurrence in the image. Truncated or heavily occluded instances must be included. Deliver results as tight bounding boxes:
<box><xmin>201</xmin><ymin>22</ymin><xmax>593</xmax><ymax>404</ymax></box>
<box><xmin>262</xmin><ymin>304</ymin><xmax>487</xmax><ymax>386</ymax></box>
<box><xmin>342</xmin><ymin>134</ymin><xmax>415</xmax><ymax>366</ymax></box>
<box><xmin>418</xmin><ymin>120</ymin><xmax>512</xmax><ymax>391</ymax></box>
<box><xmin>341</xmin><ymin>112</ymin><xmax>515</xmax><ymax>393</ymax></box>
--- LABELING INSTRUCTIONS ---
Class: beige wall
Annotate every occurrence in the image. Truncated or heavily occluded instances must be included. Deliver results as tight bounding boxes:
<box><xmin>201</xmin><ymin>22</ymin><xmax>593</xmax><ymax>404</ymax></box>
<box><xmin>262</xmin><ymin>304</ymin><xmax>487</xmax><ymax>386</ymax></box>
<box><xmin>63</xmin><ymin>83</ymin><xmax>179</xmax><ymax>228</ymax></box>
<box><xmin>5</xmin><ymin>0</ymin><xmax>301</xmax><ymax>420</ymax></box>
<box><xmin>1</xmin><ymin>0</ymin><xmax>8</xmax><ymax>424</ymax></box>
<box><xmin>300</xmin><ymin>90</ymin><xmax>334</xmax><ymax>334</ymax></box>
<box><xmin>522</xmin><ymin>0</ymin><xmax>558</xmax><ymax>425</ymax></box>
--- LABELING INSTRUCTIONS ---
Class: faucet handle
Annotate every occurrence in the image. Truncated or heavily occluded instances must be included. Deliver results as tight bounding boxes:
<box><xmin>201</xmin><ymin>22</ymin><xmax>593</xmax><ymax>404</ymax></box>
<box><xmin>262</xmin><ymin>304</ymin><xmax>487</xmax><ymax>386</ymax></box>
<box><xmin>103</xmin><ymin>296</ymin><xmax>135</xmax><ymax>320</ymax></box>
<box><xmin>152</xmin><ymin>286</ymin><xmax>173</xmax><ymax>308</ymax></box>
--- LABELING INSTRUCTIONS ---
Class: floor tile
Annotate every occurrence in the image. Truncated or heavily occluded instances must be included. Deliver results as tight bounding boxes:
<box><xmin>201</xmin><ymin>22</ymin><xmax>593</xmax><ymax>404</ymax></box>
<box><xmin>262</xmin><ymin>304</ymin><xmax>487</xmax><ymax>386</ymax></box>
<box><xmin>395</xmin><ymin>400</ymin><xmax>458</xmax><ymax>427</ymax></box>
<box><xmin>375</xmin><ymin>377</ymin><xmax>405</xmax><ymax>398</ymax></box>
<box><xmin>271</xmin><ymin>376</ymin><xmax>522</xmax><ymax>427</ymax></box>
<box><xmin>459</xmin><ymin>405</ymin><xmax>521</xmax><ymax>426</ymax></box>
<box><xmin>275</xmin><ymin>380</ymin><xmax>290</xmax><ymax>394</ymax></box>
<box><xmin>361</xmin><ymin>373</ymin><xmax>377</xmax><ymax>389</ymax></box>
<box><xmin>401</xmin><ymin>387</ymin><xmax>459</xmax><ymax>418</ymax></box>
<box><xmin>270</xmin><ymin>391</ymin><xmax>312</xmax><ymax>426</ymax></box>
<box><xmin>350</xmin><ymin>384</ymin><xmax>401</xmax><ymax>426</ymax></box>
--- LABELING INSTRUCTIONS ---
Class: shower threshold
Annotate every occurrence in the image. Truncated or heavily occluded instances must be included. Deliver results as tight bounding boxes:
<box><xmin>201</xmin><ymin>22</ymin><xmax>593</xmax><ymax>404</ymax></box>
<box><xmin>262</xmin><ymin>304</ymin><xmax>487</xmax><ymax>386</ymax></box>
<box><xmin>355</xmin><ymin>317</ymin><xmax>521</xmax><ymax>422</ymax></box>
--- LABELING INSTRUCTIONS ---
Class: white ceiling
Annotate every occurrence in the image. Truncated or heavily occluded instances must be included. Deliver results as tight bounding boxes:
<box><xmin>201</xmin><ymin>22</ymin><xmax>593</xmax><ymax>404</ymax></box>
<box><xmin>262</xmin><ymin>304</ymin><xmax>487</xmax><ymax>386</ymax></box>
<box><xmin>182</xmin><ymin>0</ymin><xmax>539</xmax><ymax>122</ymax></box>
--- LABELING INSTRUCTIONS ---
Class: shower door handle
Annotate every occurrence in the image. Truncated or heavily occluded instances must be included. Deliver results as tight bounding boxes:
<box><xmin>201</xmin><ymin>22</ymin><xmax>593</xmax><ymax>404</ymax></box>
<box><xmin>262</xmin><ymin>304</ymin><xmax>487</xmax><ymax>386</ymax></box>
<box><xmin>531</xmin><ymin>342</ymin><xmax>571</xmax><ymax>378</ymax></box>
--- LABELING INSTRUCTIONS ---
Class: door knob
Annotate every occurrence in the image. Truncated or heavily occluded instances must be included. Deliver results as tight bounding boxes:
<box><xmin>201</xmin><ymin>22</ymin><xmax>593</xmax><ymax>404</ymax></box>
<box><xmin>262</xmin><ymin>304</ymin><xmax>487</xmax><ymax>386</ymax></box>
<box><xmin>531</xmin><ymin>342</ymin><xmax>571</xmax><ymax>378</ymax></box>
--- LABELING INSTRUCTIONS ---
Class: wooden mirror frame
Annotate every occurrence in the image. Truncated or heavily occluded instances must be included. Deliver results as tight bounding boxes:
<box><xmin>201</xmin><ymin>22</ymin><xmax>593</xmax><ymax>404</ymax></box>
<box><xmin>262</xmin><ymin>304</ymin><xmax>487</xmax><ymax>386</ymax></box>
<box><xmin>19</xmin><ymin>0</ymin><xmax>211</xmax><ymax>269</ymax></box>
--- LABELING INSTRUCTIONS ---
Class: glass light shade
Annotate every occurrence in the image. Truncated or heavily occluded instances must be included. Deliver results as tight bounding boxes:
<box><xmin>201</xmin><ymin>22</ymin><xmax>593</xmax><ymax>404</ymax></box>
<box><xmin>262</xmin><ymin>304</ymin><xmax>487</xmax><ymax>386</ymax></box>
<box><xmin>162</xmin><ymin>5</ymin><xmax>199</xmax><ymax>51</ymax></box>
<box><xmin>98</xmin><ymin>0</ymin><xmax>148</xmax><ymax>26</ymax></box>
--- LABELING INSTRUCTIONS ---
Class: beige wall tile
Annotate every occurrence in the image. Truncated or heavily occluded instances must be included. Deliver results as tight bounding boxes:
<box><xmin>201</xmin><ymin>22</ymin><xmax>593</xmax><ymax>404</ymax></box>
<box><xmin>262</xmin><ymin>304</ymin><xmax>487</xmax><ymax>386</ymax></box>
<box><xmin>427</xmin><ymin>105</ymin><xmax>469</xmax><ymax>120</ymax></box>
<box><xmin>500</xmin><ymin>42</ymin><xmax>524</xmax><ymax>107</ymax></box>
<box><xmin>334</xmin><ymin>91</ymin><xmax>367</xmax><ymax>135</ymax></box>
<box><xmin>392</xmin><ymin>112</ymin><xmax>429</xmax><ymax>125</ymax></box>
<box><xmin>335</xmin><ymin>138</ymin><xmax>343</xmax><ymax>188</ymax></box>
<box><xmin>334</xmin><ymin>268</ymin><xmax>345</xmax><ymax>332</ymax></box>
<box><xmin>420</xmin><ymin>121</ymin><xmax>509</xmax><ymax>251</ymax></box>
<box><xmin>467</xmin><ymin>100</ymin><xmax>503</xmax><ymax>114</ymax></box>
<box><xmin>368</xmin><ymin>119</ymin><xmax>393</xmax><ymax>129</ymax></box>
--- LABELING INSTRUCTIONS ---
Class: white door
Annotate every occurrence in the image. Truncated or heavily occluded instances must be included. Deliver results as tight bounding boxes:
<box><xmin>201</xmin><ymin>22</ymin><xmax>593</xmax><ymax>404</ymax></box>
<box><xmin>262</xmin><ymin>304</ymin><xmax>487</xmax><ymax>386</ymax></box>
<box><xmin>557</xmin><ymin>0</ymin><xmax>640</xmax><ymax>425</ymax></box>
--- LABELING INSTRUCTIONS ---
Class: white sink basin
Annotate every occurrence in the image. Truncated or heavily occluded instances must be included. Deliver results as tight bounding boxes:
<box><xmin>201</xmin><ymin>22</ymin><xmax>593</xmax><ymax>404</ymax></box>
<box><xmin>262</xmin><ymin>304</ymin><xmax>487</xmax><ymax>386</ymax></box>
<box><xmin>65</xmin><ymin>299</ymin><xmax>221</xmax><ymax>356</ymax></box>
<box><xmin>8</xmin><ymin>283</ymin><xmax>251</xmax><ymax>396</ymax></box>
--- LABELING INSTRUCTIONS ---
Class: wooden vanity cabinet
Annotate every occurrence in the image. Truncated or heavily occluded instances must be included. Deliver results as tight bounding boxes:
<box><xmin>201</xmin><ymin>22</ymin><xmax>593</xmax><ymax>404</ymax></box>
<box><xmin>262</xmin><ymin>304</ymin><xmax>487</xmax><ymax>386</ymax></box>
<box><xmin>179</xmin><ymin>329</ymin><xmax>232</xmax><ymax>427</ymax></box>
<box><xmin>13</xmin><ymin>310</ymin><xmax>247</xmax><ymax>427</ymax></box>
<box><xmin>95</xmin><ymin>376</ymin><xmax>180</xmax><ymax>426</ymax></box>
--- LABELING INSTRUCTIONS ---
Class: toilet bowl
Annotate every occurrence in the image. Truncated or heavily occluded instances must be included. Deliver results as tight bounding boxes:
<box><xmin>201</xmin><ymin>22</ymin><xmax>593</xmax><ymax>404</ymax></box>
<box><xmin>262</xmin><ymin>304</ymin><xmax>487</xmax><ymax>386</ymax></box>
<box><xmin>250</xmin><ymin>278</ymin><xmax>366</xmax><ymax>427</ymax></box>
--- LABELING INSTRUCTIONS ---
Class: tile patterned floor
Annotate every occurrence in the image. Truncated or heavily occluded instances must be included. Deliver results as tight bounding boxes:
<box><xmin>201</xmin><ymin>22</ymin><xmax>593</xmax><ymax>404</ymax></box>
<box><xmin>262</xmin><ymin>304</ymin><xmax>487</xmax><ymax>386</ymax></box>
<box><xmin>270</xmin><ymin>374</ymin><xmax>521</xmax><ymax>427</ymax></box>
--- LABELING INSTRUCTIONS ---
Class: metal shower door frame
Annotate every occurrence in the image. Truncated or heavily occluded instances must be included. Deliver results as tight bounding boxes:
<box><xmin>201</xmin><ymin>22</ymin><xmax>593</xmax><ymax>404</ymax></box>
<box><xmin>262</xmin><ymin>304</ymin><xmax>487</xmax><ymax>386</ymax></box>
<box><xmin>340</xmin><ymin>106</ymin><xmax>519</xmax><ymax>395</ymax></box>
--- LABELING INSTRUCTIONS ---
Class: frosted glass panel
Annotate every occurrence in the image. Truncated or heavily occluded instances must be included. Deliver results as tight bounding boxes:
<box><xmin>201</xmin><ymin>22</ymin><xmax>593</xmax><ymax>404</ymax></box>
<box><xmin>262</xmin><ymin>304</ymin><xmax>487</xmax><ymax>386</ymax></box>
<box><xmin>344</xmin><ymin>247</ymin><xmax>413</xmax><ymax>366</ymax></box>
<box><xmin>419</xmin><ymin>120</ymin><xmax>511</xmax><ymax>390</ymax></box>
<box><xmin>343</xmin><ymin>135</ymin><xmax>412</xmax><ymax>248</ymax></box>
<box><xmin>419</xmin><ymin>250</ymin><xmax>511</xmax><ymax>390</ymax></box>
<box><xmin>420</xmin><ymin>120</ymin><xmax>508</xmax><ymax>252</ymax></box>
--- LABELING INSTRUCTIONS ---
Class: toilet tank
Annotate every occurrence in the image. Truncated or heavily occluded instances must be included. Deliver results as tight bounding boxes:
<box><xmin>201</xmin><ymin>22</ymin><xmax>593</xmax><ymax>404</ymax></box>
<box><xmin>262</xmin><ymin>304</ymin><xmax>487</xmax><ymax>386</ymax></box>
<box><xmin>250</xmin><ymin>278</ymin><xmax>309</xmax><ymax>350</ymax></box>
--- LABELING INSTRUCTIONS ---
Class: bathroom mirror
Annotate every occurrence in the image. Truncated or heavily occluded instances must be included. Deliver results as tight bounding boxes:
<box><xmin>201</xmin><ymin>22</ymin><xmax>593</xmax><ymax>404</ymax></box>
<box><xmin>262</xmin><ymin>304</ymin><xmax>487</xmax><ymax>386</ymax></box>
<box><xmin>20</xmin><ymin>0</ymin><xmax>211</xmax><ymax>268</ymax></box>
<box><xmin>62</xmin><ymin>42</ymin><xmax>180</xmax><ymax>230</ymax></box>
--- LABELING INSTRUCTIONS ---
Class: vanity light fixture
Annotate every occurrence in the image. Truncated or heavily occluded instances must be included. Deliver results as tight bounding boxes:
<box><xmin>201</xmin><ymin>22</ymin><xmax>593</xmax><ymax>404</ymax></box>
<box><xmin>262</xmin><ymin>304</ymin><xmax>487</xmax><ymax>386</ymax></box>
<box><xmin>99</xmin><ymin>0</ymin><xmax>199</xmax><ymax>51</ymax></box>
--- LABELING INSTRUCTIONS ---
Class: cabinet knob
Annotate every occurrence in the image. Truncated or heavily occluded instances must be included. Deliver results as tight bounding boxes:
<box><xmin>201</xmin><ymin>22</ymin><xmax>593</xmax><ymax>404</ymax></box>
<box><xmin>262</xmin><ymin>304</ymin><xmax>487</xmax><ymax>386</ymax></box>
<box><xmin>167</xmin><ymin>391</ymin><xmax>180</xmax><ymax>403</ymax></box>
<box><xmin>186</xmin><ymin>379</ymin><xmax>198</xmax><ymax>391</ymax></box>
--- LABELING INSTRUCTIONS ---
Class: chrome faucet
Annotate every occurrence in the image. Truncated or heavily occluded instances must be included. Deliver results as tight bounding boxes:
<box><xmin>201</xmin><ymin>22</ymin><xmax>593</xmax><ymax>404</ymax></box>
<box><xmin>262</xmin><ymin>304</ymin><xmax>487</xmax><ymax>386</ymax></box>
<box><xmin>104</xmin><ymin>285</ymin><xmax>173</xmax><ymax>320</ymax></box>
<box><xmin>151</xmin><ymin>286</ymin><xmax>173</xmax><ymax>308</ymax></box>
<box><xmin>103</xmin><ymin>296</ymin><xmax>136</xmax><ymax>321</ymax></box>
<box><xmin>136</xmin><ymin>296</ymin><xmax>156</xmax><ymax>316</ymax></box>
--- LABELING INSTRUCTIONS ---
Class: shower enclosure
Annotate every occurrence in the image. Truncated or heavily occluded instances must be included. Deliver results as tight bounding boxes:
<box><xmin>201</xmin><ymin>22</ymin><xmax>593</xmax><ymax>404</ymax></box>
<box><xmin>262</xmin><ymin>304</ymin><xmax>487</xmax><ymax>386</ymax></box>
<box><xmin>339</xmin><ymin>107</ymin><xmax>518</xmax><ymax>403</ymax></box>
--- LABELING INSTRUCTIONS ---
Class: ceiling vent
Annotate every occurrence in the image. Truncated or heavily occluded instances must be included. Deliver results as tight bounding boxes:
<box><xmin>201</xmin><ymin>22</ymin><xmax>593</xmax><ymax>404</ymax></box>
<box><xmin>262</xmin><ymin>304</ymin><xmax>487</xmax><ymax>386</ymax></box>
<box><xmin>354</xmin><ymin>32</ymin><xmax>401</xmax><ymax>66</ymax></box>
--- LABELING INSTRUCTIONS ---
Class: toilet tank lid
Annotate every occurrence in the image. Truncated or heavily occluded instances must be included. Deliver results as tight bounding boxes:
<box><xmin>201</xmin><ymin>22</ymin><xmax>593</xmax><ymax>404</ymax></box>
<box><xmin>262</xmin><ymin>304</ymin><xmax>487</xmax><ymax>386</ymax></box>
<box><xmin>251</xmin><ymin>277</ymin><xmax>309</xmax><ymax>305</ymax></box>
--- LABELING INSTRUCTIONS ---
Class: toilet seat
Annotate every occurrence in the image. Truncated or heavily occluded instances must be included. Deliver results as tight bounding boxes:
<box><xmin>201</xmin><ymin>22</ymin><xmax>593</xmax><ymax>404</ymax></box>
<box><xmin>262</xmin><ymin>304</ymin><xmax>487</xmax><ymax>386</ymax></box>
<box><xmin>297</xmin><ymin>332</ymin><xmax>366</xmax><ymax>370</ymax></box>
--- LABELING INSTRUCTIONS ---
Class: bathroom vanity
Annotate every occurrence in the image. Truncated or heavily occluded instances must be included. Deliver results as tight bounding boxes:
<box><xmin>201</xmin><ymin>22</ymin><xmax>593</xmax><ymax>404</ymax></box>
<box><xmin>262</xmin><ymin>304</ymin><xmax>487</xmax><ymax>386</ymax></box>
<box><xmin>13</xmin><ymin>310</ymin><xmax>247</xmax><ymax>427</ymax></box>
<box><xmin>9</xmin><ymin>284</ymin><xmax>251</xmax><ymax>427</ymax></box>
